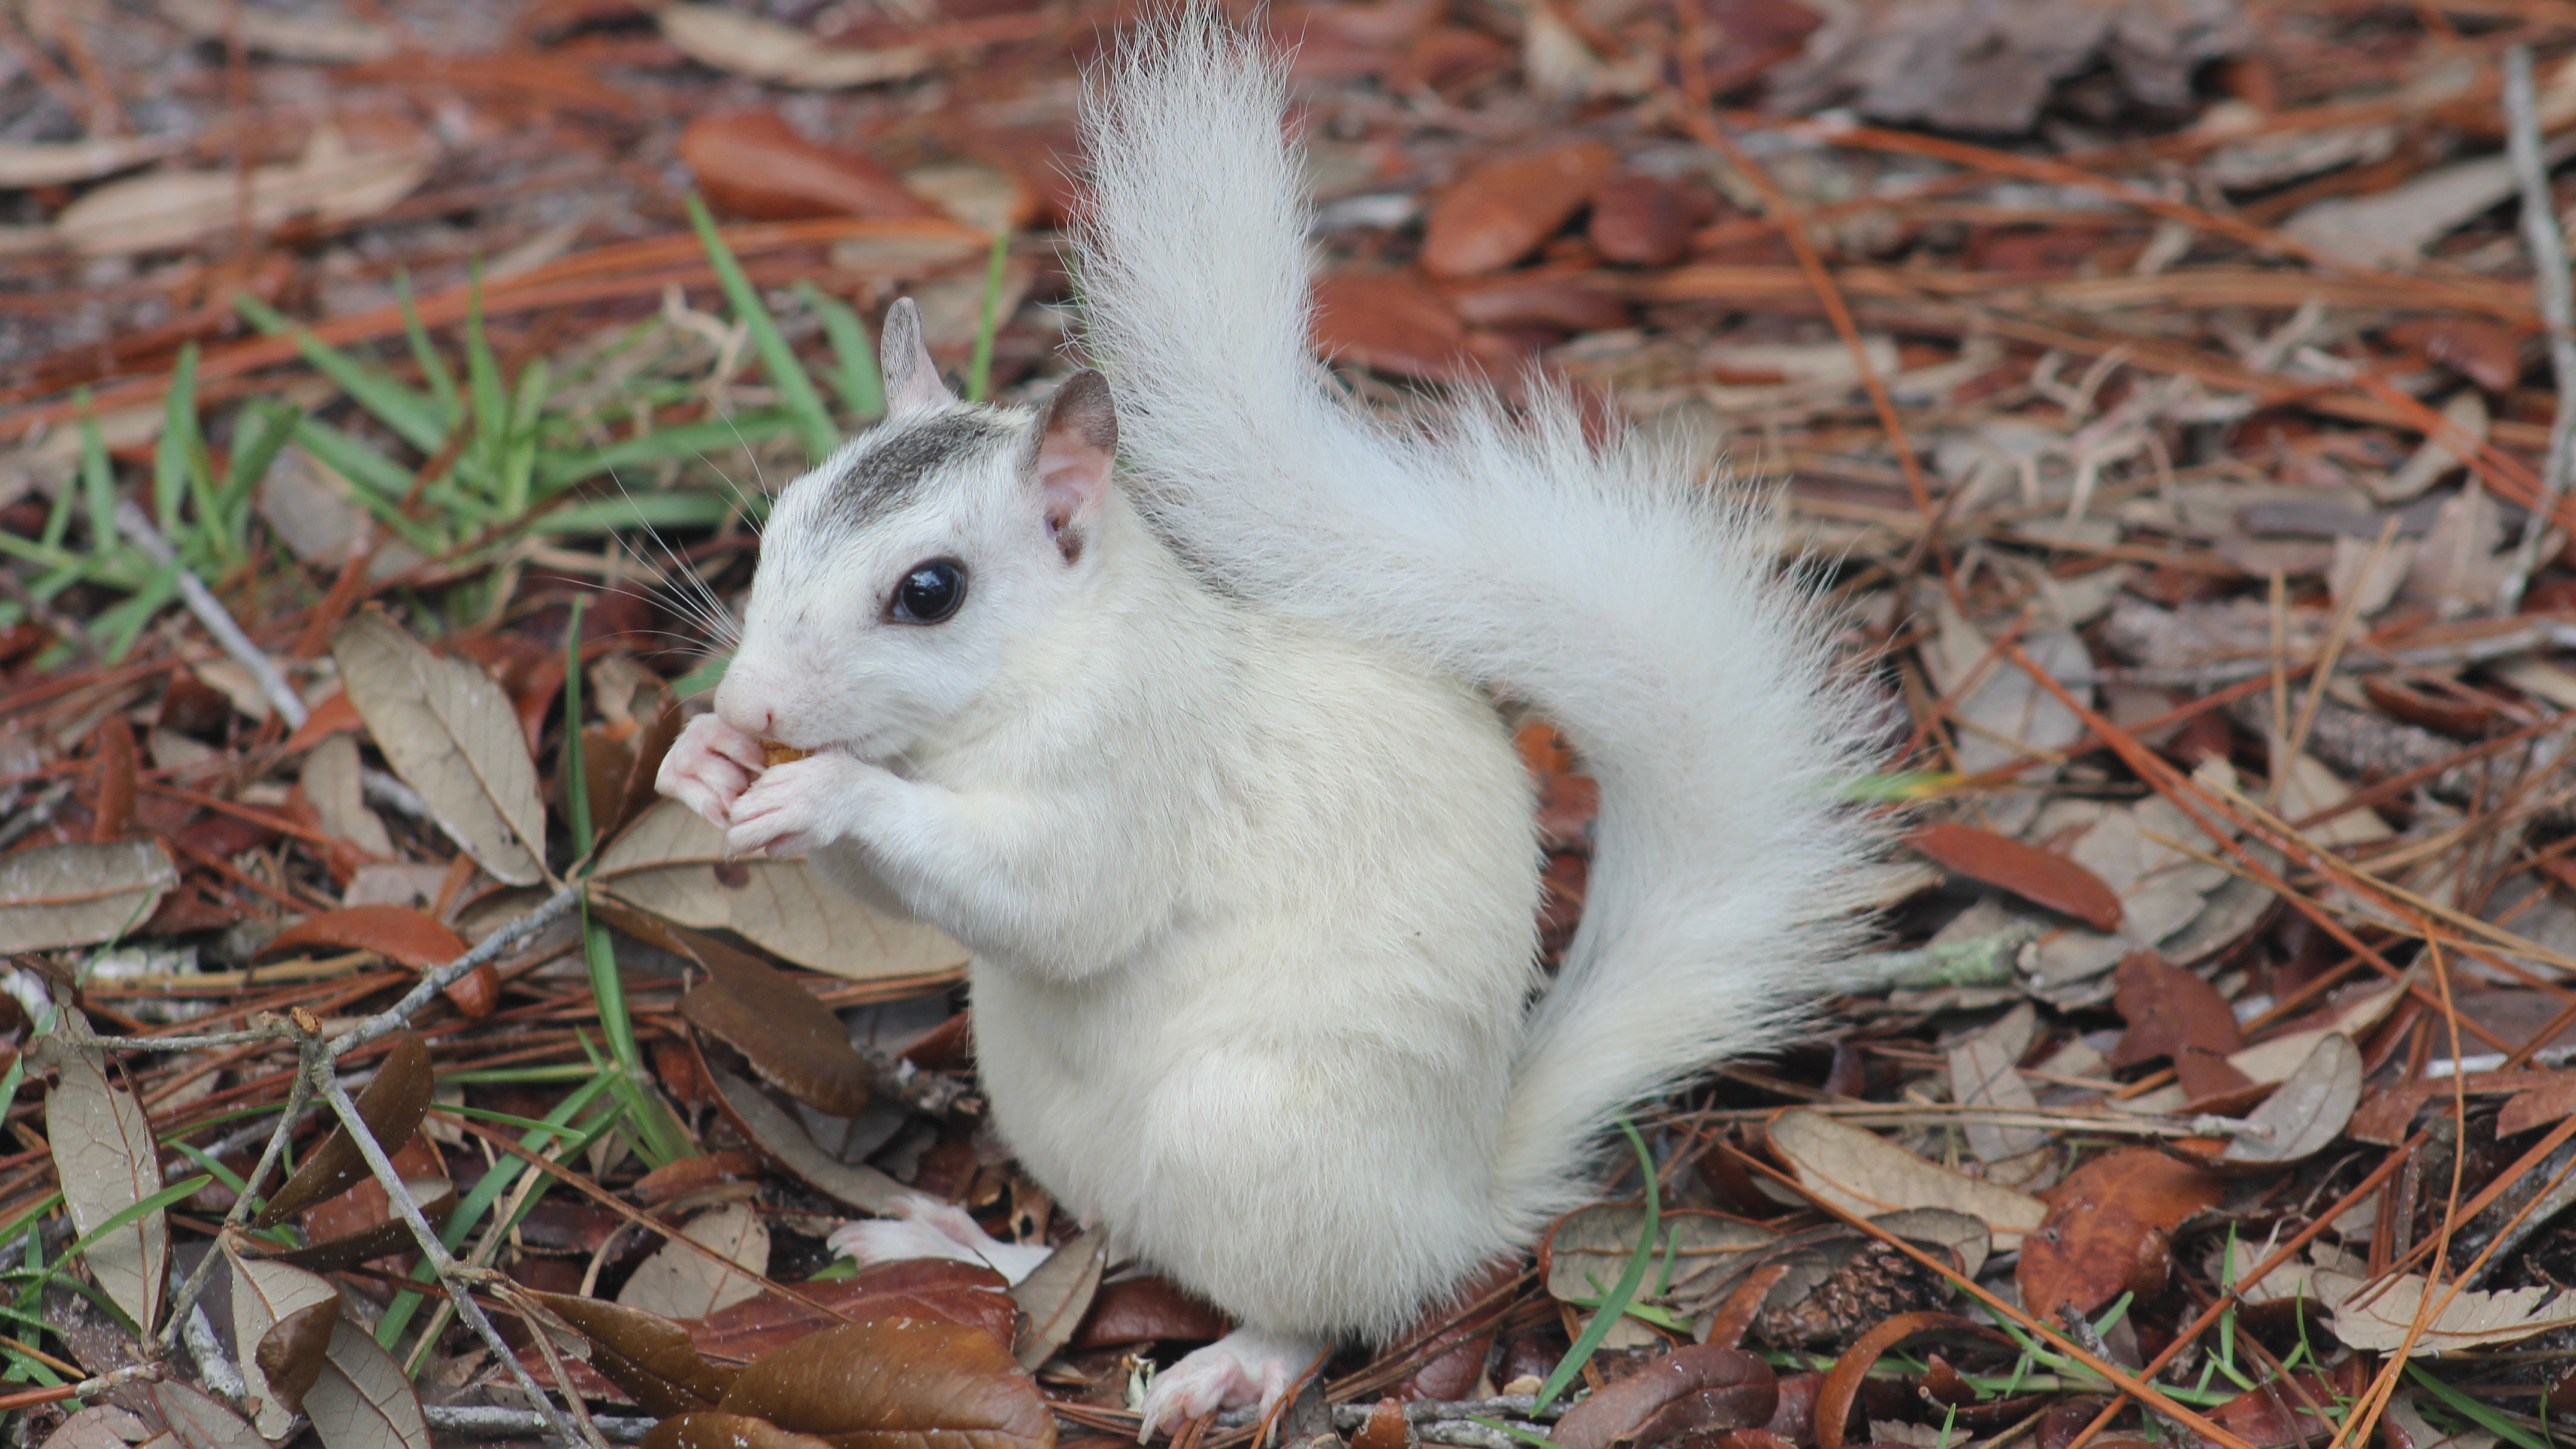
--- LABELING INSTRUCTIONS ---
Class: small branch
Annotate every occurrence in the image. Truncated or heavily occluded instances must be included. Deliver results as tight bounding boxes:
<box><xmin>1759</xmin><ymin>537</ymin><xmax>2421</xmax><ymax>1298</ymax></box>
<box><xmin>2504</xmin><ymin>43</ymin><xmax>2576</xmax><ymax>613</ymax></box>
<box><xmin>329</xmin><ymin>882</ymin><xmax>582</xmax><ymax>1057</ymax></box>
<box><xmin>425</xmin><ymin>1408</ymin><xmax>654</xmax><ymax>1442</ymax></box>
<box><xmin>162</xmin><ymin>1029</ymin><xmax>322</xmax><ymax>1351</ymax></box>
<box><xmin>89</xmin><ymin>1023</ymin><xmax>297</xmax><ymax>1053</ymax></box>
<box><xmin>184</xmin><ymin>1303</ymin><xmax>247</xmax><ymax>1405</ymax></box>
<box><xmin>112</xmin><ymin>501</ymin><xmax>309</xmax><ymax>728</ymax></box>
<box><xmin>317</xmin><ymin>1067</ymin><xmax>585</xmax><ymax>1446</ymax></box>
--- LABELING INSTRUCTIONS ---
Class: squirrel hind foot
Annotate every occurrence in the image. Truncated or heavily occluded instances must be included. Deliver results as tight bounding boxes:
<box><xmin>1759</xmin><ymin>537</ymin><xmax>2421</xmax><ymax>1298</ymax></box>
<box><xmin>1136</xmin><ymin>1329</ymin><xmax>1325</xmax><ymax>1442</ymax></box>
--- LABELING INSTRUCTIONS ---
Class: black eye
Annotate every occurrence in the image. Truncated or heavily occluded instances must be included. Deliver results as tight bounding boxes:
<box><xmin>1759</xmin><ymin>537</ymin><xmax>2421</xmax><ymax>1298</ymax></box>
<box><xmin>891</xmin><ymin>559</ymin><xmax>967</xmax><ymax>624</ymax></box>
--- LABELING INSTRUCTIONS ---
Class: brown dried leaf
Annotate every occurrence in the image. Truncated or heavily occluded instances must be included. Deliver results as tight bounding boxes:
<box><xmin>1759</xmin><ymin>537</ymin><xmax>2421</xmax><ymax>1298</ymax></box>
<box><xmin>712</xmin><ymin>1317</ymin><xmax>1055</xmax><ymax>1449</ymax></box>
<box><xmin>1588</xmin><ymin>174</ymin><xmax>1711</xmax><ymax>267</ymax></box>
<box><xmin>2385</xmin><ymin>318</ymin><xmax>2523</xmax><ymax>394</ymax></box>
<box><xmin>1767</xmin><ymin>1109</ymin><xmax>2047</xmax><ymax>1250</ymax></box>
<box><xmin>304</xmin><ymin>1317</ymin><xmax>431</xmax><ymax>1449</ymax></box>
<box><xmin>1311</xmin><ymin>272</ymin><xmax>1473</xmax><ymax>382</ymax></box>
<box><xmin>89</xmin><ymin>715</ymin><xmax>135</xmax><ymax>843</ymax></box>
<box><xmin>2500</xmin><ymin>1076</ymin><xmax>2576</xmax><ymax>1136</ymax></box>
<box><xmin>1069</xmin><ymin>1276</ymin><xmax>1229</xmax><ymax>1350</ymax></box>
<box><xmin>596</xmin><ymin>799</ymin><xmax>967</xmax><ymax>979</ymax></box>
<box><xmin>1910</xmin><ymin>822</ymin><xmax>2121</xmax><ymax>932</ymax></box>
<box><xmin>256</xmin><ymin>1298</ymin><xmax>342</xmax><ymax>1416</ymax></box>
<box><xmin>693</xmin><ymin>1260</ymin><xmax>1021</xmax><ymax>1363</ymax></box>
<box><xmin>1422</xmin><ymin>143</ymin><xmax>1614</xmax><ymax>278</ymax></box>
<box><xmin>228</xmin><ymin>1249</ymin><xmax>341</xmax><ymax>1438</ymax></box>
<box><xmin>256</xmin><ymin>1031</ymin><xmax>434</xmax><ymax>1227</ymax></box>
<box><xmin>265</xmin><ymin>1176</ymin><xmax>454</xmax><ymax>1273</ymax></box>
<box><xmin>35</xmin><ymin>1020</ymin><xmax>166</xmax><ymax>1332</ymax></box>
<box><xmin>618</xmin><ymin>1201</ymin><xmax>771</xmax><ymax>1320</ymax></box>
<box><xmin>2221</xmin><ymin>1033</ymin><xmax>2361</xmax><ymax>1164</ymax></box>
<box><xmin>529</xmin><ymin>1290</ymin><xmax>739</xmax><ymax>1415</ymax></box>
<box><xmin>2017</xmin><ymin>1150</ymin><xmax>2222</xmax><ymax>1320</ymax></box>
<box><xmin>645</xmin><ymin>1415</ymin><xmax>840</xmax><ymax>1449</ymax></box>
<box><xmin>0</xmin><ymin>135</ymin><xmax>182</xmax><ymax>187</ymax></box>
<box><xmin>2110</xmin><ymin>952</ymin><xmax>2243</xmax><ymax>1067</ymax></box>
<box><xmin>1008</xmin><ymin>1225</ymin><xmax>1109</xmax><ymax>1369</ymax></box>
<box><xmin>682</xmin><ymin>110</ymin><xmax>939</xmax><ymax>222</ymax></box>
<box><xmin>667</xmin><ymin>925</ymin><xmax>869</xmax><ymax>1115</ymax></box>
<box><xmin>147</xmin><ymin>1382</ymin><xmax>268</xmax><ymax>1449</ymax></box>
<box><xmin>2321</xmin><ymin>1272</ymin><xmax>2576</xmax><ymax>1353</ymax></box>
<box><xmin>0</xmin><ymin>840</ymin><xmax>180</xmax><ymax>952</ymax></box>
<box><xmin>659</xmin><ymin>4</ymin><xmax>936</xmax><ymax>87</ymax></box>
<box><xmin>259</xmin><ymin>906</ymin><xmax>492</xmax><ymax>1018</ymax></box>
<box><xmin>1553</xmin><ymin>1347</ymin><xmax>1777</xmax><ymax>1449</ymax></box>
<box><xmin>334</xmin><ymin>612</ymin><xmax>545</xmax><ymax>885</ymax></box>
<box><xmin>710</xmin><ymin>1068</ymin><xmax>908</xmax><ymax>1215</ymax></box>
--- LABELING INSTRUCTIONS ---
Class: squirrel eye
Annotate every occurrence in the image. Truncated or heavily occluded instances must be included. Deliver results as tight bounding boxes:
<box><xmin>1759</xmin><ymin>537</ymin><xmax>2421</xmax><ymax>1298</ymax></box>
<box><xmin>890</xmin><ymin>558</ymin><xmax>968</xmax><ymax>624</ymax></box>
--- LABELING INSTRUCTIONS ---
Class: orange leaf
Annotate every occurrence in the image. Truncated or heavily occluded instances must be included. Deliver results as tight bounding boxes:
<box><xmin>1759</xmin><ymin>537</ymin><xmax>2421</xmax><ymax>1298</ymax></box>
<box><xmin>1422</xmin><ymin>142</ymin><xmax>1614</xmax><ymax>278</ymax></box>
<box><xmin>2018</xmin><ymin>1149</ymin><xmax>2223</xmax><ymax>1321</ymax></box>
<box><xmin>682</xmin><ymin>109</ymin><xmax>939</xmax><ymax>223</ymax></box>
<box><xmin>1907</xmin><ymin>821</ymin><xmax>2121</xmax><ymax>932</ymax></box>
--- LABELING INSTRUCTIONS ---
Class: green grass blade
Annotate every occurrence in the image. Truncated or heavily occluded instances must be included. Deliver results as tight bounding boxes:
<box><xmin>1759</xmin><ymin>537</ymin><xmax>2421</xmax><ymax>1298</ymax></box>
<box><xmin>578</xmin><ymin>900</ymin><xmax>689</xmax><ymax>1165</ymax></box>
<box><xmin>535</xmin><ymin>413</ymin><xmax>800</xmax><ymax>493</ymax></box>
<box><xmin>155</xmin><ymin>344</ymin><xmax>200</xmax><ymax>539</ymax></box>
<box><xmin>395</xmin><ymin>273</ymin><xmax>460</xmax><ymax>427</ymax></box>
<box><xmin>966</xmin><ymin>229</ymin><xmax>1011</xmax><ymax>403</ymax></box>
<box><xmin>2405</xmin><ymin>1364</ymin><xmax>2548</xmax><ymax>1449</ymax></box>
<box><xmin>564</xmin><ymin>596</ymin><xmax>594</xmax><ymax>856</ymax></box>
<box><xmin>1534</xmin><ymin>1121</ymin><xmax>1660</xmax><ymax>1412</ymax></box>
<box><xmin>95</xmin><ymin>564</ymin><xmax>180</xmax><ymax>661</ymax></box>
<box><xmin>77</xmin><ymin>400</ymin><xmax>117</xmax><ymax>553</ymax></box>
<box><xmin>684</xmin><ymin>193</ymin><xmax>837</xmax><ymax>463</ymax></box>
<box><xmin>795</xmin><ymin>281</ymin><xmax>885</xmax><ymax>422</ymax></box>
<box><xmin>235</xmin><ymin>294</ymin><xmax>447</xmax><ymax>452</ymax></box>
<box><xmin>219</xmin><ymin>400</ymin><xmax>299</xmax><ymax>538</ymax></box>
<box><xmin>13</xmin><ymin>1174</ymin><xmax>211</xmax><ymax>1315</ymax></box>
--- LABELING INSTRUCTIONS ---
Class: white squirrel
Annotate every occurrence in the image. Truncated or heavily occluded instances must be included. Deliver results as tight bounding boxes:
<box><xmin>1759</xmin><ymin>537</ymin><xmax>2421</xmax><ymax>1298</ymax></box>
<box><xmin>655</xmin><ymin>8</ymin><xmax>1883</xmax><ymax>1432</ymax></box>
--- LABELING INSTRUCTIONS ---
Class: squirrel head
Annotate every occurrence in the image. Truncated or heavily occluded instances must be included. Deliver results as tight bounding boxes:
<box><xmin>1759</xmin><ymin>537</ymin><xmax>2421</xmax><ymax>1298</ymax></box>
<box><xmin>716</xmin><ymin>297</ymin><xmax>1120</xmax><ymax>762</ymax></box>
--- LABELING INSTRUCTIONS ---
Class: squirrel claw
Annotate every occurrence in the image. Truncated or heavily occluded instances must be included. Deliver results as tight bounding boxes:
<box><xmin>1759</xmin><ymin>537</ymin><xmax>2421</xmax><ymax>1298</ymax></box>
<box><xmin>1136</xmin><ymin>1330</ymin><xmax>1322</xmax><ymax>1442</ymax></box>
<box><xmin>657</xmin><ymin>714</ymin><xmax>765</xmax><ymax>827</ymax></box>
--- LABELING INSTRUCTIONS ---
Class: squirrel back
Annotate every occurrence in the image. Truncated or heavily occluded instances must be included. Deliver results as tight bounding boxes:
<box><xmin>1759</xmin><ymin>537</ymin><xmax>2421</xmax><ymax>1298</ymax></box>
<box><xmin>1076</xmin><ymin>10</ymin><xmax>1889</xmax><ymax>1238</ymax></box>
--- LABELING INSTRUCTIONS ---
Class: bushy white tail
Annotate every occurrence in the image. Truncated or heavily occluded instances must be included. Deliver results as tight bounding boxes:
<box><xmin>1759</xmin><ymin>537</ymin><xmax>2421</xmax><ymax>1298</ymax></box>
<box><xmin>1077</xmin><ymin>10</ymin><xmax>1886</xmax><ymax>1237</ymax></box>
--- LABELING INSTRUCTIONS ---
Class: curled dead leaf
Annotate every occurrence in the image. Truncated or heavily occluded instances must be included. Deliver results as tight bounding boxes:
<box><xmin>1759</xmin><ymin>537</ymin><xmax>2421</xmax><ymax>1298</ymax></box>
<box><xmin>256</xmin><ymin>1297</ymin><xmax>343</xmax><ymax>1415</ymax></box>
<box><xmin>256</xmin><ymin>1031</ymin><xmax>435</xmax><ymax>1227</ymax></box>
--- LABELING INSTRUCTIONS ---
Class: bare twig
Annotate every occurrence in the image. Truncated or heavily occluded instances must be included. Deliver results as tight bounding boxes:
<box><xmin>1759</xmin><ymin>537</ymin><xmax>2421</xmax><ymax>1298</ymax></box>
<box><xmin>111</xmin><ymin>500</ymin><xmax>308</xmax><ymax>728</ymax></box>
<box><xmin>2504</xmin><ymin>44</ymin><xmax>2576</xmax><ymax>613</ymax></box>
<box><xmin>329</xmin><ymin>881</ymin><xmax>582</xmax><ymax>1055</ymax></box>
<box><xmin>161</xmin><ymin>1028</ymin><xmax>322</xmax><ymax>1351</ymax></box>
<box><xmin>316</xmin><ymin>1066</ymin><xmax>589</xmax><ymax>1446</ymax></box>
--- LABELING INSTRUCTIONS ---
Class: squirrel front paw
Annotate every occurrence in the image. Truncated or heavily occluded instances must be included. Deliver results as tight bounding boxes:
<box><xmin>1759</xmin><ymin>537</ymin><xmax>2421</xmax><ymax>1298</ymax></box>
<box><xmin>655</xmin><ymin>713</ymin><xmax>767</xmax><ymax>827</ymax></box>
<box><xmin>726</xmin><ymin>749</ymin><xmax>882</xmax><ymax>858</ymax></box>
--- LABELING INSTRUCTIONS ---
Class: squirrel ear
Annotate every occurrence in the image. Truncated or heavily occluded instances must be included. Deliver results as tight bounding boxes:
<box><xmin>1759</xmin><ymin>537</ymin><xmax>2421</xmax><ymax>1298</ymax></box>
<box><xmin>1032</xmin><ymin>370</ymin><xmax>1117</xmax><ymax>563</ymax></box>
<box><xmin>879</xmin><ymin>298</ymin><xmax>954</xmax><ymax>413</ymax></box>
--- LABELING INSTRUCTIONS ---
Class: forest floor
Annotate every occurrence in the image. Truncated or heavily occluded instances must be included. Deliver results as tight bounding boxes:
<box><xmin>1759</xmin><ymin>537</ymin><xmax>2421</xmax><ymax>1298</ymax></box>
<box><xmin>9</xmin><ymin>4</ymin><xmax>2576</xmax><ymax>1449</ymax></box>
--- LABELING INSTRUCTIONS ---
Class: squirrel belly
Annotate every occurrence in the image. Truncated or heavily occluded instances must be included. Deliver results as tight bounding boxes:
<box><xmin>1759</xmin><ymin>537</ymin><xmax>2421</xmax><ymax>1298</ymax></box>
<box><xmin>821</xmin><ymin>474</ymin><xmax>1544</xmax><ymax>1342</ymax></box>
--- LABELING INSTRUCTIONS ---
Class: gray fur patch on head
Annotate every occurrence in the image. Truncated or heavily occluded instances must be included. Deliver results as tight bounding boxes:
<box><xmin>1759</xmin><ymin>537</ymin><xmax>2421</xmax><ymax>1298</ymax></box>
<box><xmin>830</xmin><ymin>411</ymin><xmax>1011</xmax><ymax>530</ymax></box>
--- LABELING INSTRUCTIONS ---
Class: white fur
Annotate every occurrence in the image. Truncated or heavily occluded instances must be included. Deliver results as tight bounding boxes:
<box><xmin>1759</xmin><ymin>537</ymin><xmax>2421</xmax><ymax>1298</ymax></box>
<box><xmin>659</xmin><ymin>4</ymin><xmax>1883</xmax><ymax>1423</ymax></box>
